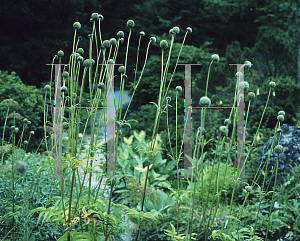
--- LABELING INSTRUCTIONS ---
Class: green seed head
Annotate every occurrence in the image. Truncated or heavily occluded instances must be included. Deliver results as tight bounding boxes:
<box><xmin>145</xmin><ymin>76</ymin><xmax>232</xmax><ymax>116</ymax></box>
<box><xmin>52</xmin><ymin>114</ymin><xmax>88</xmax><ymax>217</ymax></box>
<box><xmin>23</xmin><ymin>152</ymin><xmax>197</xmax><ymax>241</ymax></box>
<box><xmin>211</xmin><ymin>54</ymin><xmax>219</xmax><ymax>62</ymax></box>
<box><xmin>30</xmin><ymin>131</ymin><xmax>34</xmax><ymax>135</ymax></box>
<box><xmin>73</xmin><ymin>22</ymin><xmax>81</xmax><ymax>30</ymax></box>
<box><xmin>224</xmin><ymin>119</ymin><xmax>231</xmax><ymax>125</ymax></box>
<box><xmin>62</xmin><ymin>71</ymin><xmax>69</xmax><ymax>79</ymax></box>
<box><xmin>160</xmin><ymin>40</ymin><xmax>169</xmax><ymax>49</ymax></box>
<box><xmin>14</xmin><ymin>127</ymin><xmax>19</xmax><ymax>134</ymax></box>
<box><xmin>102</xmin><ymin>40</ymin><xmax>111</xmax><ymax>49</ymax></box>
<box><xmin>172</xmin><ymin>26</ymin><xmax>180</xmax><ymax>34</ymax></box>
<box><xmin>169</xmin><ymin>28</ymin><xmax>175</xmax><ymax>35</ymax></box>
<box><xmin>244</xmin><ymin>60</ymin><xmax>252</xmax><ymax>69</ymax></box>
<box><xmin>277</xmin><ymin>114</ymin><xmax>284</xmax><ymax>122</ymax></box>
<box><xmin>219</xmin><ymin>126</ymin><xmax>229</xmax><ymax>135</ymax></box>
<box><xmin>186</xmin><ymin>27</ymin><xmax>192</xmax><ymax>33</ymax></box>
<box><xmin>98</xmin><ymin>82</ymin><xmax>105</xmax><ymax>89</ymax></box>
<box><xmin>117</xmin><ymin>31</ymin><xmax>124</xmax><ymax>38</ymax></box>
<box><xmin>239</xmin><ymin>81</ymin><xmax>249</xmax><ymax>91</ymax></box>
<box><xmin>199</xmin><ymin>96</ymin><xmax>211</xmax><ymax>107</ymax></box>
<box><xmin>23</xmin><ymin>118</ymin><xmax>28</xmax><ymax>124</ymax></box>
<box><xmin>27</xmin><ymin>120</ymin><xmax>31</xmax><ymax>125</ymax></box>
<box><xmin>10</xmin><ymin>126</ymin><xmax>15</xmax><ymax>131</ymax></box>
<box><xmin>140</xmin><ymin>31</ymin><xmax>145</xmax><ymax>36</ymax></box>
<box><xmin>175</xmin><ymin>86</ymin><xmax>182</xmax><ymax>92</ymax></box>
<box><xmin>269</xmin><ymin>81</ymin><xmax>276</xmax><ymax>89</ymax></box>
<box><xmin>44</xmin><ymin>85</ymin><xmax>51</xmax><ymax>91</ymax></box>
<box><xmin>98</xmin><ymin>14</ymin><xmax>104</xmax><ymax>21</ymax></box>
<box><xmin>57</xmin><ymin>50</ymin><xmax>64</xmax><ymax>57</ymax></box>
<box><xmin>150</xmin><ymin>37</ymin><xmax>156</xmax><ymax>44</ymax></box>
<box><xmin>83</xmin><ymin>59</ymin><xmax>93</xmax><ymax>68</ymax></box>
<box><xmin>126</xmin><ymin>19</ymin><xmax>135</xmax><ymax>28</ymax></box>
<box><xmin>62</xmin><ymin>122</ymin><xmax>69</xmax><ymax>130</ymax></box>
<box><xmin>77</xmin><ymin>48</ymin><xmax>84</xmax><ymax>55</ymax></box>
<box><xmin>235</xmin><ymin>72</ymin><xmax>243</xmax><ymax>78</ymax></box>
<box><xmin>197</xmin><ymin>126</ymin><xmax>206</xmax><ymax>134</ymax></box>
<box><xmin>248</xmin><ymin>92</ymin><xmax>255</xmax><ymax>100</ymax></box>
<box><xmin>61</xmin><ymin>86</ymin><xmax>68</xmax><ymax>93</ymax></box>
<box><xmin>277</xmin><ymin>128</ymin><xmax>282</xmax><ymax>133</ymax></box>
<box><xmin>110</xmin><ymin>38</ymin><xmax>117</xmax><ymax>46</ymax></box>
<box><xmin>91</xmin><ymin>13</ymin><xmax>99</xmax><ymax>21</ymax></box>
<box><xmin>108</xmin><ymin>59</ymin><xmax>114</xmax><ymax>64</ymax></box>
<box><xmin>23</xmin><ymin>140</ymin><xmax>28</xmax><ymax>145</ymax></box>
<box><xmin>77</xmin><ymin>56</ymin><xmax>84</xmax><ymax>62</ymax></box>
<box><xmin>274</xmin><ymin>145</ymin><xmax>283</xmax><ymax>154</ymax></box>
<box><xmin>278</xmin><ymin>110</ymin><xmax>285</xmax><ymax>117</ymax></box>
<box><xmin>118</xmin><ymin>66</ymin><xmax>126</xmax><ymax>73</ymax></box>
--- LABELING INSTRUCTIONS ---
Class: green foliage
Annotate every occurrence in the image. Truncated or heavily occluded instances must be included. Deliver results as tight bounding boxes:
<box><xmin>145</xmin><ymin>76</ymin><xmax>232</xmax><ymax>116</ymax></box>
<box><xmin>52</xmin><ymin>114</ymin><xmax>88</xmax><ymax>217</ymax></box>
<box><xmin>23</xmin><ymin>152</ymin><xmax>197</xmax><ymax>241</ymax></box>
<box><xmin>112</xmin><ymin>130</ymin><xmax>178</xmax><ymax>206</ymax></box>
<box><xmin>0</xmin><ymin>71</ymin><xmax>44</xmax><ymax>152</ymax></box>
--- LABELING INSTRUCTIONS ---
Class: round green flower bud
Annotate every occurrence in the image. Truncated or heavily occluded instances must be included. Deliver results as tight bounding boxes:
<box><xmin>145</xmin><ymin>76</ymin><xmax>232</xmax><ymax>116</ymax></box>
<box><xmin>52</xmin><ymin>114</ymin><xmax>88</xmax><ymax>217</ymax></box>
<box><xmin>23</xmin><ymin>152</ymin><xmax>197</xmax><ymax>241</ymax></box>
<box><xmin>62</xmin><ymin>122</ymin><xmax>69</xmax><ymax>130</ymax></box>
<box><xmin>73</xmin><ymin>22</ymin><xmax>81</xmax><ymax>30</ymax></box>
<box><xmin>117</xmin><ymin>31</ymin><xmax>124</xmax><ymax>38</ymax></box>
<box><xmin>126</xmin><ymin>19</ymin><xmax>135</xmax><ymax>28</ymax></box>
<box><xmin>186</xmin><ymin>27</ymin><xmax>192</xmax><ymax>33</ymax></box>
<box><xmin>102</xmin><ymin>40</ymin><xmax>111</xmax><ymax>49</ymax></box>
<box><xmin>211</xmin><ymin>54</ymin><xmax>219</xmax><ymax>62</ymax></box>
<box><xmin>277</xmin><ymin>128</ymin><xmax>282</xmax><ymax>133</ymax></box>
<box><xmin>120</xmin><ymin>38</ymin><xmax>124</xmax><ymax>44</ymax></box>
<box><xmin>199</xmin><ymin>96</ymin><xmax>211</xmax><ymax>107</ymax></box>
<box><xmin>278</xmin><ymin>110</ymin><xmax>285</xmax><ymax>117</ymax></box>
<box><xmin>269</xmin><ymin>81</ymin><xmax>276</xmax><ymax>89</ymax></box>
<box><xmin>277</xmin><ymin>115</ymin><xmax>284</xmax><ymax>122</ymax></box>
<box><xmin>62</xmin><ymin>71</ymin><xmax>69</xmax><ymax>79</ymax></box>
<box><xmin>15</xmin><ymin>161</ymin><xmax>28</xmax><ymax>174</ymax></box>
<box><xmin>150</xmin><ymin>37</ymin><xmax>156</xmax><ymax>43</ymax></box>
<box><xmin>77</xmin><ymin>56</ymin><xmax>84</xmax><ymax>62</ymax></box>
<box><xmin>10</xmin><ymin>126</ymin><xmax>15</xmax><ymax>131</ymax></box>
<box><xmin>98</xmin><ymin>82</ymin><xmax>105</xmax><ymax>89</ymax></box>
<box><xmin>197</xmin><ymin>126</ymin><xmax>206</xmax><ymax>134</ymax></box>
<box><xmin>239</xmin><ymin>81</ymin><xmax>249</xmax><ymax>91</ymax></box>
<box><xmin>140</xmin><ymin>31</ymin><xmax>145</xmax><ymax>36</ymax></box>
<box><xmin>219</xmin><ymin>126</ymin><xmax>229</xmax><ymax>135</ymax></box>
<box><xmin>83</xmin><ymin>59</ymin><xmax>93</xmax><ymax>68</ymax></box>
<box><xmin>108</xmin><ymin>59</ymin><xmax>114</xmax><ymax>64</ymax></box>
<box><xmin>235</xmin><ymin>72</ymin><xmax>243</xmax><ymax>78</ymax></box>
<box><xmin>166</xmin><ymin>97</ymin><xmax>171</xmax><ymax>102</ymax></box>
<box><xmin>14</xmin><ymin>127</ymin><xmax>19</xmax><ymax>134</ymax></box>
<box><xmin>248</xmin><ymin>92</ymin><xmax>255</xmax><ymax>100</ymax></box>
<box><xmin>23</xmin><ymin>118</ymin><xmax>28</xmax><ymax>123</ymax></box>
<box><xmin>23</xmin><ymin>140</ymin><xmax>28</xmax><ymax>145</ymax></box>
<box><xmin>175</xmin><ymin>86</ymin><xmax>182</xmax><ymax>92</ymax></box>
<box><xmin>61</xmin><ymin>86</ymin><xmax>68</xmax><ymax>93</ymax></box>
<box><xmin>118</xmin><ymin>66</ymin><xmax>126</xmax><ymax>73</ymax></box>
<box><xmin>27</xmin><ymin>120</ymin><xmax>31</xmax><ymax>125</ymax></box>
<box><xmin>244</xmin><ymin>60</ymin><xmax>252</xmax><ymax>69</ymax></box>
<box><xmin>30</xmin><ymin>131</ymin><xmax>34</xmax><ymax>135</ymax></box>
<box><xmin>274</xmin><ymin>145</ymin><xmax>283</xmax><ymax>154</ymax></box>
<box><xmin>110</xmin><ymin>38</ymin><xmax>117</xmax><ymax>46</ymax></box>
<box><xmin>172</xmin><ymin>26</ymin><xmax>180</xmax><ymax>34</ymax></box>
<box><xmin>169</xmin><ymin>28</ymin><xmax>175</xmax><ymax>35</ymax></box>
<box><xmin>98</xmin><ymin>14</ymin><xmax>104</xmax><ymax>21</ymax></box>
<box><xmin>224</xmin><ymin>119</ymin><xmax>231</xmax><ymax>125</ymax></box>
<box><xmin>44</xmin><ymin>85</ymin><xmax>51</xmax><ymax>91</ymax></box>
<box><xmin>57</xmin><ymin>50</ymin><xmax>64</xmax><ymax>57</ymax></box>
<box><xmin>91</xmin><ymin>13</ymin><xmax>99</xmax><ymax>21</ymax></box>
<box><xmin>77</xmin><ymin>48</ymin><xmax>84</xmax><ymax>55</ymax></box>
<box><xmin>160</xmin><ymin>40</ymin><xmax>169</xmax><ymax>49</ymax></box>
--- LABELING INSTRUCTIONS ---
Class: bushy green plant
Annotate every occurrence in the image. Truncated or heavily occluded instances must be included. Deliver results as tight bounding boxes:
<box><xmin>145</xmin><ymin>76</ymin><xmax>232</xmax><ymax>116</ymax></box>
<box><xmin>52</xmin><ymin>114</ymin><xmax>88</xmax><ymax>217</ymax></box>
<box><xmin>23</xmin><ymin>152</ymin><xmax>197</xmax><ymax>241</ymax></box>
<box><xmin>0</xmin><ymin>71</ymin><xmax>44</xmax><ymax>153</ymax></box>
